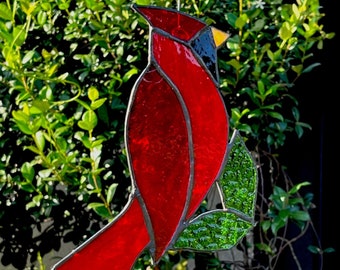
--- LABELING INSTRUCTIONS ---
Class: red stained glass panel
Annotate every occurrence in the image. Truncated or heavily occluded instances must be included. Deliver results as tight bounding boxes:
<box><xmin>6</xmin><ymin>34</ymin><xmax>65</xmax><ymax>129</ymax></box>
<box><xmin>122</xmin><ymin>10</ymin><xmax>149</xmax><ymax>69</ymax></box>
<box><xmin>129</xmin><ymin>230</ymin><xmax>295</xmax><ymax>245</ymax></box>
<box><xmin>136</xmin><ymin>6</ymin><xmax>204</xmax><ymax>41</ymax></box>
<box><xmin>152</xmin><ymin>33</ymin><xmax>229</xmax><ymax>219</ymax></box>
<box><xmin>126</xmin><ymin>65</ymin><xmax>191</xmax><ymax>260</ymax></box>
<box><xmin>53</xmin><ymin>198</ymin><xmax>150</xmax><ymax>270</ymax></box>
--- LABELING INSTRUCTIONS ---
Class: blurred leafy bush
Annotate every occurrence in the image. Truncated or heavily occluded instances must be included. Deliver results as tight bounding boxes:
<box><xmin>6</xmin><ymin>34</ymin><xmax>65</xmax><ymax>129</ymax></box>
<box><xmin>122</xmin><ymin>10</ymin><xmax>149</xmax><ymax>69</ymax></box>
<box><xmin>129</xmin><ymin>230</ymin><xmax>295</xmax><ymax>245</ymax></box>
<box><xmin>0</xmin><ymin>0</ymin><xmax>334</xmax><ymax>269</ymax></box>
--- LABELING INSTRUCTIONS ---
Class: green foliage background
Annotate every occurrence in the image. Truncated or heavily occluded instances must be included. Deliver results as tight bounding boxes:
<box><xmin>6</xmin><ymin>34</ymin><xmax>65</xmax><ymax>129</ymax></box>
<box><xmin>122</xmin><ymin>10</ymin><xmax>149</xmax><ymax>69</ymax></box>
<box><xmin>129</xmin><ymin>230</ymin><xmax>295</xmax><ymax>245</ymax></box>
<box><xmin>0</xmin><ymin>0</ymin><xmax>334</xmax><ymax>269</ymax></box>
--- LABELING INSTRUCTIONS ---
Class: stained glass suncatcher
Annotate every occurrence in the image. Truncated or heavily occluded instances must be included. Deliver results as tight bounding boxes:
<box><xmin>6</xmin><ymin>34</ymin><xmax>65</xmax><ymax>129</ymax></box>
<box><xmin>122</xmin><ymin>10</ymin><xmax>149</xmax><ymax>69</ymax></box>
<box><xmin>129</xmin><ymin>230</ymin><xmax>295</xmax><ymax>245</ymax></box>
<box><xmin>52</xmin><ymin>4</ymin><xmax>257</xmax><ymax>270</ymax></box>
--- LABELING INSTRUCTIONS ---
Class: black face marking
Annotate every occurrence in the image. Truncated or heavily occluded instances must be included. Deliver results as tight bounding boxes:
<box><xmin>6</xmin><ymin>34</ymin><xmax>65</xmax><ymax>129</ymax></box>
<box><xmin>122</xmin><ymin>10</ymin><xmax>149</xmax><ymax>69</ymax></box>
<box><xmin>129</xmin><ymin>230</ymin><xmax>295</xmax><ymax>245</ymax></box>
<box><xmin>191</xmin><ymin>29</ymin><xmax>218</xmax><ymax>83</ymax></box>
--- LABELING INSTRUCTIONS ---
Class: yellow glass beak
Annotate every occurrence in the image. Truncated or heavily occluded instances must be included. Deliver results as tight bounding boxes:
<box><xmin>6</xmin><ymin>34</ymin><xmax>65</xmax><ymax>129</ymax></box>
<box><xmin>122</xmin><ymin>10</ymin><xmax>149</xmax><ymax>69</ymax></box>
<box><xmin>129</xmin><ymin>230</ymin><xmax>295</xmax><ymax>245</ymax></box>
<box><xmin>211</xmin><ymin>27</ymin><xmax>229</xmax><ymax>48</ymax></box>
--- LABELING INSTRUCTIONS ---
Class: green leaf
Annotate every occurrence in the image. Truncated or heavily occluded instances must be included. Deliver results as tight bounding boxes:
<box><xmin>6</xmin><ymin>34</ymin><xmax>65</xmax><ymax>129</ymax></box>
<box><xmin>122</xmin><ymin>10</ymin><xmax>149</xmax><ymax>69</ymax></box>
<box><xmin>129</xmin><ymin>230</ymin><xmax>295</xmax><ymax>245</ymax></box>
<box><xmin>35</xmin><ymin>131</ymin><xmax>45</xmax><ymax>151</ymax></box>
<box><xmin>20</xmin><ymin>182</ymin><xmax>35</xmax><ymax>193</ymax></box>
<box><xmin>292</xmin><ymin>4</ymin><xmax>300</xmax><ymax>20</ymax></box>
<box><xmin>13</xmin><ymin>25</ymin><xmax>26</xmax><ymax>47</ymax></box>
<box><xmin>37</xmin><ymin>10</ymin><xmax>47</xmax><ymax>25</ymax></box>
<box><xmin>87</xmin><ymin>202</ymin><xmax>111</xmax><ymax>218</ymax></box>
<box><xmin>76</xmin><ymin>99</ymin><xmax>91</xmax><ymax>110</ymax></box>
<box><xmin>292</xmin><ymin>64</ymin><xmax>303</xmax><ymax>75</ymax></box>
<box><xmin>56</xmin><ymin>0</ymin><xmax>71</xmax><ymax>10</ymax></box>
<box><xmin>22</xmin><ymin>50</ymin><xmax>35</xmax><ymax>64</ymax></box>
<box><xmin>122</xmin><ymin>67</ymin><xmax>138</xmax><ymax>82</ymax></box>
<box><xmin>30</xmin><ymin>117</ymin><xmax>42</xmax><ymax>134</ymax></box>
<box><xmin>24</xmin><ymin>145</ymin><xmax>41</xmax><ymax>155</ymax></box>
<box><xmin>12</xmin><ymin>110</ymin><xmax>29</xmax><ymax>122</ymax></box>
<box><xmin>31</xmin><ymin>100</ymin><xmax>50</xmax><ymax>114</ymax></box>
<box><xmin>261</xmin><ymin>220</ymin><xmax>271</xmax><ymax>232</ymax></box>
<box><xmin>81</xmin><ymin>135</ymin><xmax>92</xmax><ymax>149</ymax></box>
<box><xmin>256</xmin><ymin>243</ymin><xmax>274</xmax><ymax>255</ymax></box>
<box><xmin>38</xmin><ymin>169</ymin><xmax>53</xmax><ymax>178</ymax></box>
<box><xmin>289</xmin><ymin>197</ymin><xmax>304</xmax><ymax>205</ymax></box>
<box><xmin>271</xmin><ymin>216</ymin><xmax>286</xmax><ymax>234</ymax></box>
<box><xmin>323</xmin><ymin>247</ymin><xmax>336</xmax><ymax>253</ymax></box>
<box><xmin>295</xmin><ymin>125</ymin><xmax>303</xmax><ymax>138</ymax></box>
<box><xmin>235</xmin><ymin>14</ymin><xmax>248</xmax><ymax>30</ymax></box>
<box><xmin>278</xmin><ymin>209</ymin><xmax>290</xmax><ymax>219</ymax></box>
<box><xmin>15</xmin><ymin>121</ymin><xmax>33</xmax><ymax>135</ymax></box>
<box><xmin>0</xmin><ymin>3</ymin><xmax>12</xmax><ymax>20</ymax></box>
<box><xmin>236</xmin><ymin>123</ymin><xmax>253</xmax><ymax>134</ymax></box>
<box><xmin>289</xmin><ymin>210</ymin><xmax>310</xmax><ymax>221</ymax></box>
<box><xmin>91</xmin><ymin>98</ymin><xmax>107</xmax><ymax>110</ymax></box>
<box><xmin>227</xmin><ymin>59</ymin><xmax>242</xmax><ymax>70</ymax></box>
<box><xmin>279</xmin><ymin>22</ymin><xmax>293</xmax><ymax>41</ymax></box>
<box><xmin>302</xmin><ymin>63</ymin><xmax>321</xmax><ymax>73</ymax></box>
<box><xmin>78</xmin><ymin>110</ymin><xmax>98</xmax><ymax>131</ymax></box>
<box><xmin>225</xmin><ymin>13</ymin><xmax>237</xmax><ymax>28</ymax></box>
<box><xmin>20</xmin><ymin>1</ymin><xmax>38</xmax><ymax>15</ymax></box>
<box><xmin>251</xmin><ymin>18</ymin><xmax>265</xmax><ymax>32</ymax></box>
<box><xmin>267</xmin><ymin>111</ymin><xmax>284</xmax><ymax>121</ymax></box>
<box><xmin>89</xmin><ymin>19</ymin><xmax>104</xmax><ymax>30</ymax></box>
<box><xmin>85</xmin><ymin>0</ymin><xmax>105</xmax><ymax>11</ymax></box>
<box><xmin>0</xmin><ymin>24</ymin><xmax>13</xmax><ymax>44</ymax></box>
<box><xmin>97</xmin><ymin>105</ymin><xmax>109</xmax><ymax>126</ymax></box>
<box><xmin>289</xmin><ymin>181</ymin><xmax>310</xmax><ymax>195</ymax></box>
<box><xmin>287</xmin><ymin>37</ymin><xmax>298</xmax><ymax>50</ymax></box>
<box><xmin>88</xmin><ymin>86</ymin><xmax>99</xmax><ymax>101</ymax></box>
<box><xmin>292</xmin><ymin>106</ymin><xmax>300</xmax><ymax>121</ymax></box>
<box><xmin>21</xmin><ymin>162</ymin><xmax>35</xmax><ymax>182</ymax></box>
<box><xmin>25</xmin><ymin>201</ymin><xmax>36</xmax><ymax>210</ymax></box>
<box><xmin>32</xmin><ymin>194</ymin><xmax>43</xmax><ymax>206</ymax></box>
<box><xmin>257</xmin><ymin>80</ymin><xmax>265</xmax><ymax>96</ymax></box>
<box><xmin>136</xmin><ymin>0</ymin><xmax>150</xmax><ymax>5</ymax></box>
<box><xmin>307</xmin><ymin>245</ymin><xmax>321</xmax><ymax>254</ymax></box>
<box><xmin>106</xmin><ymin>183</ymin><xmax>118</xmax><ymax>204</ymax></box>
<box><xmin>47</xmin><ymin>64</ymin><xmax>59</xmax><ymax>77</ymax></box>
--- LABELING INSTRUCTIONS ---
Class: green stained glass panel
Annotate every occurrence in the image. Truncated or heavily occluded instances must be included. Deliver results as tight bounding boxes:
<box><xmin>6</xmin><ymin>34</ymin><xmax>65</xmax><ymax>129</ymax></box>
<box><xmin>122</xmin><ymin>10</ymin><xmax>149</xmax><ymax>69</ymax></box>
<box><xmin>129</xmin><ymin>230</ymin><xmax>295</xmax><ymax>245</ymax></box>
<box><xmin>221</xmin><ymin>130</ymin><xmax>258</xmax><ymax>217</ymax></box>
<box><xmin>174</xmin><ymin>210</ymin><xmax>253</xmax><ymax>250</ymax></box>
<box><xmin>174</xmin><ymin>130</ymin><xmax>257</xmax><ymax>250</ymax></box>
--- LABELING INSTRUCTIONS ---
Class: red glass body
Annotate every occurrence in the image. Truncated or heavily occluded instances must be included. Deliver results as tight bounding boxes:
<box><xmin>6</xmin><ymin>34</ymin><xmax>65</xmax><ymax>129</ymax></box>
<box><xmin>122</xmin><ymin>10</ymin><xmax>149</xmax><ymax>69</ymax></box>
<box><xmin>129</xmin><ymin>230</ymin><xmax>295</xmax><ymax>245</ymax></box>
<box><xmin>52</xmin><ymin>5</ymin><xmax>228</xmax><ymax>270</ymax></box>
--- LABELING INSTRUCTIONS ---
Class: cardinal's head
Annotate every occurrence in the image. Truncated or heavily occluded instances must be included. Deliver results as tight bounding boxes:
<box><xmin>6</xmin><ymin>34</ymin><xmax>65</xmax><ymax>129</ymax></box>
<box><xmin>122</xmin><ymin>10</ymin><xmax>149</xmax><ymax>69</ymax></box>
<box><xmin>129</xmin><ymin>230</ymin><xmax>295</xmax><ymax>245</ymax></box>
<box><xmin>132</xmin><ymin>4</ymin><xmax>229</xmax><ymax>86</ymax></box>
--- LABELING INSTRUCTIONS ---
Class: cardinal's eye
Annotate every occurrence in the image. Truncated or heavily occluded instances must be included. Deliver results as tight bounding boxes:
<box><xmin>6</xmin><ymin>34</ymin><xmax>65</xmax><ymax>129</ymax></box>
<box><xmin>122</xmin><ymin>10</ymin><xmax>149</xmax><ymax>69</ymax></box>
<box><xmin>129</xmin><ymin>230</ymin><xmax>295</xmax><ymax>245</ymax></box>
<box><xmin>171</xmin><ymin>25</ymin><xmax>191</xmax><ymax>40</ymax></box>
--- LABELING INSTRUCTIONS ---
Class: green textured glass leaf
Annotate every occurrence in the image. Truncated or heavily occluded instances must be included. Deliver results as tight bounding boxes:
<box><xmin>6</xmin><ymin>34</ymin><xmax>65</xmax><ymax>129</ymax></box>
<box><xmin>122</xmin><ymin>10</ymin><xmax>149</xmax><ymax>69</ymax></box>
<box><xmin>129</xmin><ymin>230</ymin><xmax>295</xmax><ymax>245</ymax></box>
<box><xmin>220</xmin><ymin>130</ymin><xmax>257</xmax><ymax>217</ymax></box>
<box><xmin>174</xmin><ymin>210</ymin><xmax>252</xmax><ymax>250</ymax></box>
<box><xmin>174</xmin><ymin>130</ymin><xmax>257</xmax><ymax>251</ymax></box>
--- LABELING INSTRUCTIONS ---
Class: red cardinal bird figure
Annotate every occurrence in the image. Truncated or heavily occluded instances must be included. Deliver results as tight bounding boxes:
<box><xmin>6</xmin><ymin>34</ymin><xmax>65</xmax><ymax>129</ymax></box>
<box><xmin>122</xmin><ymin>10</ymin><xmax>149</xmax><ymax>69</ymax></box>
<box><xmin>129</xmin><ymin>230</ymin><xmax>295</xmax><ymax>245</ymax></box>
<box><xmin>52</xmin><ymin>5</ymin><xmax>229</xmax><ymax>270</ymax></box>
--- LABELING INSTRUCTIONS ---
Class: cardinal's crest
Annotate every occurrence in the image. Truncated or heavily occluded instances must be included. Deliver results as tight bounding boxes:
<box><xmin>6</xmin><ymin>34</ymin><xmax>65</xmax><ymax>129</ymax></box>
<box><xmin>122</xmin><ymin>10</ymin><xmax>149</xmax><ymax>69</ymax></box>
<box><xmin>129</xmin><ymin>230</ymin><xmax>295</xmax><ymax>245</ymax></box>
<box><xmin>52</xmin><ymin>5</ymin><xmax>257</xmax><ymax>270</ymax></box>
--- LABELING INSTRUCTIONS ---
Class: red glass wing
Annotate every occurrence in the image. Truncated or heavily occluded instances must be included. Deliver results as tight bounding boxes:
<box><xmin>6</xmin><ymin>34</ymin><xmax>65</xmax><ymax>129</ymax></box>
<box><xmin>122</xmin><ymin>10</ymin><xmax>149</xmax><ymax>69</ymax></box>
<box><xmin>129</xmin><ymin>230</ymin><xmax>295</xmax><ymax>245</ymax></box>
<box><xmin>126</xmin><ymin>65</ymin><xmax>191</xmax><ymax>260</ymax></box>
<box><xmin>152</xmin><ymin>32</ymin><xmax>229</xmax><ymax>219</ymax></box>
